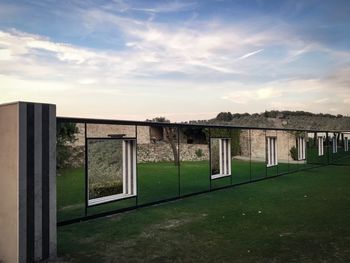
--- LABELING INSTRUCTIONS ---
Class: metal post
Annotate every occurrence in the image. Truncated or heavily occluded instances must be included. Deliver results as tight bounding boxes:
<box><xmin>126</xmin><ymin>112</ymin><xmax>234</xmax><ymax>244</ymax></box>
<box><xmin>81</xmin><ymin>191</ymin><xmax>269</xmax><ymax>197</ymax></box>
<box><xmin>84</xmin><ymin>122</ymin><xmax>88</xmax><ymax>217</ymax></box>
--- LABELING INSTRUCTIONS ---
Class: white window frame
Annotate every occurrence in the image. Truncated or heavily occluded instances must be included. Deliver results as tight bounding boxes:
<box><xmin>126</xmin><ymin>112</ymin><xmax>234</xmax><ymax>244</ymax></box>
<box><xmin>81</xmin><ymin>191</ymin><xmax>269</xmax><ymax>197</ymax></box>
<box><xmin>88</xmin><ymin>139</ymin><xmax>137</xmax><ymax>206</ymax></box>
<box><xmin>318</xmin><ymin>136</ymin><xmax>324</xmax><ymax>156</ymax></box>
<box><xmin>266</xmin><ymin>136</ymin><xmax>278</xmax><ymax>167</ymax></box>
<box><xmin>297</xmin><ymin>137</ymin><xmax>306</xmax><ymax>160</ymax></box>
<box><xmin>345</xmin><ymin>137</ymin><xmax>349</xmax><ymax>152</ymax></box>
<box><xmin>211</xmin><ymin>138</ymin><xmax>231</xmax><ymax>179</ymax></box>
<box><xmin>332</xmin><ymin>136</ymin><xmax>338</xmax><ymax>153</ymax></box>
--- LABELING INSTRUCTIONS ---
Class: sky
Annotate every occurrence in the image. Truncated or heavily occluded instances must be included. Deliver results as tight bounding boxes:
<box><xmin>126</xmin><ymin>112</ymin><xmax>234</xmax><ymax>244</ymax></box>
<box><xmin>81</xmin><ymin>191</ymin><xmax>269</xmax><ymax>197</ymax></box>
<box><xmin>0</xmin><ymin>0</ymin><xmax>350</xmax><ymax>121</ymax></box>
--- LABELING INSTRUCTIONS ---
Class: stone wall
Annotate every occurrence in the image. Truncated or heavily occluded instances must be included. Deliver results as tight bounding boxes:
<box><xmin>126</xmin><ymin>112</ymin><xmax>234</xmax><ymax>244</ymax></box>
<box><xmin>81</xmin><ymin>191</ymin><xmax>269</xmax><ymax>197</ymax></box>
<box><xmin>239</xmin><ymin>130</ymin><xmax>250</xmax><ymax>157</ymax></box>
<box><xmin>63</xmin><ymin>142</ymin><xmax>209</xmax><ymax>167</ymax></box>
<box><xmin>73</xmin><ymin>124</ymin><xmax>150</xmax><ymax>145</ymax></box>
<box><xmin>248</xmin><ymin>130</ymin><xmax>296</xmax><ymax>161</ymax></box>
<box><xmin>68</xmin><ymin>124</ymin><xmax>298</xmax><ymax>164</ymax></box>
<box><xmin>137</xmin><ymin>143</ymin><xmax>209</xmax><ymax>163</ymax></box>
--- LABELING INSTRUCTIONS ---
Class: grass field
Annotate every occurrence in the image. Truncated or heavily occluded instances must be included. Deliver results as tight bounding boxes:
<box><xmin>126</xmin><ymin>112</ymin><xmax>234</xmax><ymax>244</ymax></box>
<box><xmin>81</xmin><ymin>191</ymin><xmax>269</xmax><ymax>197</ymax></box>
<box><xmin>56</xmin><ymin>164</ymin><xmax>350</xmax><ymax>262</ymax></box>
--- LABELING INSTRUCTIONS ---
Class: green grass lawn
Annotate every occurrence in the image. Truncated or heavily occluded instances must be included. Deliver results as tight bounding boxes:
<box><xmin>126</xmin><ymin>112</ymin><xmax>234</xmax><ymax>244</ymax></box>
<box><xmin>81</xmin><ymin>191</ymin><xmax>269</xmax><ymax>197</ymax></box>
<box><xmin>56</xmin><ymin>164</ymin><xmax>350</xmax><ymax>262</ymax></box>
<box><xmin>57</xmin><ymin>152</ymin><xmax>337</xmax><ymax>223</ymax></box>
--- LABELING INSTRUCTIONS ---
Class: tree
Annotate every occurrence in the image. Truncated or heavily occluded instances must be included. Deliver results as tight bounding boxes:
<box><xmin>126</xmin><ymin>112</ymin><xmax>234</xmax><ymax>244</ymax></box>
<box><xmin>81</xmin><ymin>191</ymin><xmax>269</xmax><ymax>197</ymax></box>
<box><xmin>216</xmin><ymin>112</ymin><xmax>233</xmax><ymax>122</ymax></box>
<box><xmin>150</xmin><ymin>117</ymin><xmax>179</xmax><ymax>165</ymax></box>
<box><xmin>57</xmin><ymin>122</ymin><xmax>79</xmax><ymax>170</ymax></box>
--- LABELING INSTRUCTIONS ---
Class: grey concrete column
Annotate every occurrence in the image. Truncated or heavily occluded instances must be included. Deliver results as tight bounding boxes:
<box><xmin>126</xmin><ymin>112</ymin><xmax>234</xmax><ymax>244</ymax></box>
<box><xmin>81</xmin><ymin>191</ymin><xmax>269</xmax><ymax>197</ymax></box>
<box><xmin>0</xmin><ymin>102</ymin><xmax>56</xmax><ymax>263</ymax></box>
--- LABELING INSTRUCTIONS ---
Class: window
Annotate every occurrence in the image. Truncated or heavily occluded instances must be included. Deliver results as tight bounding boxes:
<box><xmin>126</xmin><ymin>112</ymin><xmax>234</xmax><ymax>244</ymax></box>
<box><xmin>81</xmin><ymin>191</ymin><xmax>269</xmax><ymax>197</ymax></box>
<box><xmin>211</xmin><ymin>138</ymin><xmax>231</xmax><ymax>179</ymax></box>
<box><xmin>345</xmin><ymin>137</ymin><xmax>349</xmax><ymax>152</ymax></box>
<box><xmin>122</xmin><ymin>140</ymin><xmax>137</xmax><ymax>196</ymax></box>
<box><xmin>87</xmin><ymin>138</ymin><xmax>137</xmax><ymax>206</ymax></box>
<box><xmin>297</xmin><ymin>137</ymin><xmax>306</xmax><ymax>160</ymax></box>
<box><xmin>318</xmin><ymin>137</ymin><xmax>324</xmax><ymax>156</ymax></box>
<box><xmin>266</xmin><ymin>136</ymin><xmax>278</xmax><ymax>167</ymax></box>
<box><xmin>332</xmin><ymin>136</ymin><xmax>338</xmax><ymax>153</ymax></box>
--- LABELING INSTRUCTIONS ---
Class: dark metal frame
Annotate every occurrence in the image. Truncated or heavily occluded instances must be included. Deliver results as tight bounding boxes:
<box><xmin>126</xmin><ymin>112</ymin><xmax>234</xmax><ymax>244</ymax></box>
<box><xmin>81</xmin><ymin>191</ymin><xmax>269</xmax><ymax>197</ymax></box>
<box><xmin>57</xmin><ymin>116</ymin><xmax>350</xmax><ymax>226</ymax></box>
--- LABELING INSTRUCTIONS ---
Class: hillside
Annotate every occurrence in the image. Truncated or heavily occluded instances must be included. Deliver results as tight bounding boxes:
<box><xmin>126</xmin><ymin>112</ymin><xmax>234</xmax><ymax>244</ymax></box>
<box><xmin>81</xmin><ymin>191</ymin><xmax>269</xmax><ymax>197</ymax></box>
<box><xmin>188</xmin><ymin>111</ymin><xmax>350</xmax><ymax>131</ymax></box>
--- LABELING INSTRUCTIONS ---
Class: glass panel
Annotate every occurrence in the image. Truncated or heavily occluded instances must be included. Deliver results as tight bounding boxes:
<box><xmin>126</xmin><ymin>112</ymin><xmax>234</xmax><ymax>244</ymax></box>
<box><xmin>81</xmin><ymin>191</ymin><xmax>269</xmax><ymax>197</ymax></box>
<box><xmin>338</xmin><ymin>133</ymin><xmax>344</xmax><ymax>155</ymax></box>
<box><xmin>332</xmin><ymin>133</ymin><xmax>350</xmax><ymax>165</ymax></box>
<box><xmin>179</xmin><ymin>127</ymin><xmax>210</xmax><ymax>195</ymax></box>
<box><xmin>306</xmin><ymin>132</ymin><xmax>318</xmax><ymax>168</ymax></box>
<box><xmin>287</xmin><ymin>131</ymin><xmax>302</xmax><ymax>172</ymax></box>
<box><xmin>296</xmin><ymin>132</ymin><xmax>307</xmax><ymax>170</ymax></box>
<box><xmin>328</xmin><ymin>132</ymin><xmax>336</xmax><ymax>164</ymax></box>
<box><xmin>87</xmin><ymin>123</ymin><xmax>136</xmax><ymax>138</ymax></box>
<box><xmin>231</xmin><ymin>129</ymin><xmax>251</xmax><ymax>184</ymax></box>
<box><xmin>316</xmin><ymin>132</ymin><xmax>327</xmax><ymax>165</ymax></box>
<box><xmin>277</xmin><ymin>131</ymin><xmax>290</xmax><ymax>175</ymax></box>
<box><xmin>57</xmin><ymin>122</ymin><xmax>85</xmax><ymax>222</ymax></box>
<box><xmin>211</xmin><ymin>138</ymin><xmax>221</xmax><ymax>175</ymax></box>
<box><xmin>342</xmin><ymin>133</ymin><xmax>350</xmax><ymax>165</ymax></box>
<box><xmin>210</xmin><ymin>128</ymin><xmax>231</xmax><ymax>189</ymax></box>
<box><xmin>250</xmin><ymin>129</ymin><xmax>266</xmax><ymax>180</ymax></box>
<box><xmin>137</xmin><ymin>125</ymin><xmax>179</xmax><ymax>204</ymax></box>
<box><xmin>266</xmin><ymin>130</ymin><xmax>277</xmax><ymax>177</ymax></box>
<box><xmin>87</xmin><ymin>139</ymin><xmax>124</xmax><ymax>205</ymax></box>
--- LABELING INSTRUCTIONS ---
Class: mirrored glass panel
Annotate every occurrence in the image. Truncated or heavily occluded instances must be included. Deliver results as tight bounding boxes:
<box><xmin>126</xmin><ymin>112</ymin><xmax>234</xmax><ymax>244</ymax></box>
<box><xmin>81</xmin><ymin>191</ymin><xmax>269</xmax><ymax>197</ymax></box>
<box><xmin>87</xmin><ymin>123</ymin><xmax>136</xmax><ymax>138</ymax></box>
<box><xmin>137</xmin><ymin>125</ymin><xmax>179</xmax><ymax>204</ymax></box>
<box><xmin>57</xmin><ymin>122</ymin><xmax>85</xmax><ymax>222</ymax></box>
<box><xmin>250</xmin><ymin>129</ymin><xmax>267</xmax><ymax>180</ymax></box>
<box><xmin>210</xmin><ymin>128</ymin><xmax>231</xmax><ymax>188</ymax></box>
<box><xmin>179</xmin><ymin>127</ymin><xmax>210</xmax><ymax>195</ymax></box>
<box><xmin>87</xmin><ymin>138</ymin><xmax>136</xmax><ymax>206</ymax></box>
<box><xmin>266</xmin><ymin>130</ymin><xmax>278</xmax><ymax>177</ymax></box>
<box><xmin>277</xmin><ymin>131</ymin><xmax>290</xmax><ymax>175</ymax></box>
<box><xmin>305</xmin><ymin>132</ymin><xmax>318</xmax><ymax>168</ymax></box>
<box><xmin>231</xmin><ymin>129</ymin><xmax>251</xmax><ymax>184</ymax></box>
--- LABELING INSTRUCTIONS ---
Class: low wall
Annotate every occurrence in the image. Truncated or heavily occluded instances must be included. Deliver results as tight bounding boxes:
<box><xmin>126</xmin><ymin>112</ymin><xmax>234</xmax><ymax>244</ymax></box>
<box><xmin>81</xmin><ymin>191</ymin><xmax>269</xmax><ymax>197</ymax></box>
<box><xmin>62</xmin><ymin>143</ymin><xmax>210</xmax><ymax>168</ymax></box>
<box><xmin>138</xmin><ymin>143</ymin><xmax>209</xmax><ymax>163</ymax></box>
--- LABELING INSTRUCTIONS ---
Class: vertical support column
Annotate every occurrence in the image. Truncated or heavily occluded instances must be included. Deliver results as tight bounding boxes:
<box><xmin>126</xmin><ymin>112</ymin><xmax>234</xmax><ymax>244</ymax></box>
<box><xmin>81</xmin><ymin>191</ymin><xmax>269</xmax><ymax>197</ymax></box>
<box><xmin>0</xmin><ymin>102</ymin><xmax>56</xmax><ymax>263</ymax></box>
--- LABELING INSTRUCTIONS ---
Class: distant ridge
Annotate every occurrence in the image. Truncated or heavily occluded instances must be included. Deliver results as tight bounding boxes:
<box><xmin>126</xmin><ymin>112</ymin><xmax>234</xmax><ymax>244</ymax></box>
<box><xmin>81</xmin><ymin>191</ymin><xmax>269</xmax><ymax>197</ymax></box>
<box><xmin>186</xmin><ymin>111</ymin><xmax>350</xmax><ymax>131</ymax></box>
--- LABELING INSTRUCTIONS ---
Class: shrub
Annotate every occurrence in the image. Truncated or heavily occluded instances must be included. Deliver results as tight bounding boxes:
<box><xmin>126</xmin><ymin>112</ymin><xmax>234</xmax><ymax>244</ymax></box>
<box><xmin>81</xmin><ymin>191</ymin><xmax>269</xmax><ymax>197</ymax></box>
<box><xmin>195</xmin><ymin>148</ymin><xmax>204</xmax><ymax>158</ymax></box>
<box><xmin>290</xmin><ymin>146</ymin><xmax>298</xmax><ymax>161</ymax></box>
<box><xmin>89</xmin><ymin>181</ymin><xmax>123</xmax><ymax>199</ymax></box>
<box><xmin>211</xmin><ymin>140</ymin><xmax>220</xmax><ymax>174</ymax></box>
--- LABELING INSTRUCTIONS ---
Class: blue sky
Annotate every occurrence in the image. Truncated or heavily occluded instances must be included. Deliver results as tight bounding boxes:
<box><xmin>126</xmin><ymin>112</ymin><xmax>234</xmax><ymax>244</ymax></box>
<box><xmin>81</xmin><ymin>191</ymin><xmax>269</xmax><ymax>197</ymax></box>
<box><xmin>0</xmin><ymin>0</ymin><xmax>350</xmax><ymax>120</ymax></box>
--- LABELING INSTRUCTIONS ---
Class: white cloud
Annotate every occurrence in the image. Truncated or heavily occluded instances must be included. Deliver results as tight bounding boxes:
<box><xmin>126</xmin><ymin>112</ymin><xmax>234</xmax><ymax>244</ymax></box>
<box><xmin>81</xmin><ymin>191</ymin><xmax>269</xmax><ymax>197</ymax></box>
<box><xmin>2</xmin><ymin>4</ymin><xmax>350</xmax><ymax>118</ymax></box>
<box><xmin>129</xmin><ymin>1</ymin><xmax>197</xmax><ymax>13</ymax></box>
<box><xmin>0</xmin><ymin>49</ymin><xmax>12</xmax><ymax>60</ymax></box>
<box><xmin>103</xmin><ymin>0</ymin><xmax>197</xmax><ymax>14</ymax></box>
<box><xmin>315</xmin><ymin>98</ymin><xmax>329</xmax><ymax>104</ymax></box>
<box><xmin>236</xmin><ymin>49</ymin><xmax>264</xmax><ymax>60</ymax></box>
<box><xmin>222</xmin><ymin>87</ymin><xmax>282</xmax><ymax>104</ymax></box>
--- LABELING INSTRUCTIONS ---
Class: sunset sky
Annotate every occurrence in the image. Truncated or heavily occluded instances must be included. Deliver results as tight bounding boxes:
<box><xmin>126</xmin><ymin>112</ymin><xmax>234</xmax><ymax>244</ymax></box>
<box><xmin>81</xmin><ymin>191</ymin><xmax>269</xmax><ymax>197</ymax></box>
<box><xmin>0</xmin><ymin>0</ymin><xmax>350</xmax><ymax>121</ymax></box>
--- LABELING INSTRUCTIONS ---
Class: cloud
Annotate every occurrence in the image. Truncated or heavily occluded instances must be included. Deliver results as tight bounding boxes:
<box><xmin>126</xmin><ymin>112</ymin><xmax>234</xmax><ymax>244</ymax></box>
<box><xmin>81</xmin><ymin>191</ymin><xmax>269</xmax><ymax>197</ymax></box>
<box><xmin>222</xmin><ymin>87</ymin><xmax>283</xmax><ymax>104</ymax></box>
<box><xmin>236</xmin><ymin>49</ymin><xmax>264</xmax><ymax>60</ymax></box>
<box><xmin>2</xmin><ymin>1</ymin><xmax>350</xmax><ymax>118</ymax></box>
<box><xmin>0</xmin><ymin>49</ymin><xmax>12</xmax><ymax>60</ymax></box>
<box><xmin>315</xmin><ymin>98</ymin><xmax>329</xmax><ymax>104</ymax></box>
<box><xmin>129</xmin><ymin>1</ymin><xmax>197</xmax><ymax>13</ymax></box>
<box><xmin>103</xmin><ymin>0</ymin><xmax>197</xmax><ymax>14</ymax></box>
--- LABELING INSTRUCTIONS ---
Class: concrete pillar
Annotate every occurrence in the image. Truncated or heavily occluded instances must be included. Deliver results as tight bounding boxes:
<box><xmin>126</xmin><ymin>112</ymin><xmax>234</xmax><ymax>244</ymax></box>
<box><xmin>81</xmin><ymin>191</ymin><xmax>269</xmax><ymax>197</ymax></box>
<box><xmin>0</xmin><ymin>102</ymin><xmax>56</xmax><ymax>263</ymax></box>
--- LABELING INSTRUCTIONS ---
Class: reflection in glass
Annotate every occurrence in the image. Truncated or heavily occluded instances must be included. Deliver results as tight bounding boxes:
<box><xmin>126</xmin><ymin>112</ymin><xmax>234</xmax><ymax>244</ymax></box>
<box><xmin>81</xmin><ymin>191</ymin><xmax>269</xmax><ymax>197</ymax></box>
<box><xmin>88</xmin><ymin>139</ymin><xmax>136</xmax><ymax>206</ymax></box>
<box><xmin>210</xmin><ymin>138</ymin><xmax>231</xmax><ymax>179</ymax></box>
<box><xmin>179</xmin><ymin>127</ymin><xmax>209</xmax><ymax>195</ymax></box>
<box><xmin>250</xmin><ymin>130</ymin><xmax>267</xmax><ymax>180</ymax></box>
<box><xmin>136</xmin><ymin>125</ymin><xmax>179</xmax><ymax>204</ymax></box>
<box><xmin>231</xmin><ymin>129</ymin><xmax>251</xmax><ymax>184</ymax></box>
